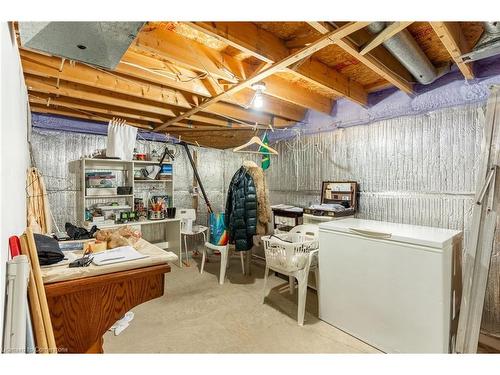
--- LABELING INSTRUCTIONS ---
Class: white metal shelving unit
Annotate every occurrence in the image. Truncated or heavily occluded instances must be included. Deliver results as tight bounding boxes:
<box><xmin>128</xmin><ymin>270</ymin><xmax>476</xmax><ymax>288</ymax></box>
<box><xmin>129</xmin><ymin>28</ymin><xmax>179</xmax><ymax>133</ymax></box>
<box><xmin>79</xmin><ymin>158</ymin><xmax>181</xmax><ymax>260</ymax></box>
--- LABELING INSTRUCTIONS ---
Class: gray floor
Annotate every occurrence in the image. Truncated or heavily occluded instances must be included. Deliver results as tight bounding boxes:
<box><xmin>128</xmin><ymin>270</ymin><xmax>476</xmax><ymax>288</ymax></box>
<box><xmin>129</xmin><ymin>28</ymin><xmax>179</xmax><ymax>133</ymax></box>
<box><xmin>104</xmin><ymin>252</ymin><xmax>379</xmax><ymax>353</ymax></box>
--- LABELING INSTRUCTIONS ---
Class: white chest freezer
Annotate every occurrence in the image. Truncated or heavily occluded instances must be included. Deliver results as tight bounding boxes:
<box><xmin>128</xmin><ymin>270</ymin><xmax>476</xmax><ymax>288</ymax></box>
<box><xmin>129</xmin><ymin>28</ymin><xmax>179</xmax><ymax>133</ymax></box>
<box><xmin>318</xmin><ymin>218</ymin><xmax>462</xmax><ymax>353</ymax></box>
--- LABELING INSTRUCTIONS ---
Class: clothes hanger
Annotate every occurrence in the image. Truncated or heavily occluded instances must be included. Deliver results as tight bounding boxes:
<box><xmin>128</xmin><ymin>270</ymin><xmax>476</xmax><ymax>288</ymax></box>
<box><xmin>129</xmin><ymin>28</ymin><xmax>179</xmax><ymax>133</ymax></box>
<box><xmin>233</xmin><ymin>136</ymin><xmax>278</xmax><ymax>155</ymax></box>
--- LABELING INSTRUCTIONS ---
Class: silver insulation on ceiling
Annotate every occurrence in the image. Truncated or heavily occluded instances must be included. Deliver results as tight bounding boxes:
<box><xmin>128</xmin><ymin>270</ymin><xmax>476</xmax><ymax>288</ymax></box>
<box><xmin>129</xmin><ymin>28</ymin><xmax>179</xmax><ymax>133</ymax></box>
<box><xmin>30</xmin><ymin>102</ymin><xmax>498</xmax><ymax>336</ymax></box>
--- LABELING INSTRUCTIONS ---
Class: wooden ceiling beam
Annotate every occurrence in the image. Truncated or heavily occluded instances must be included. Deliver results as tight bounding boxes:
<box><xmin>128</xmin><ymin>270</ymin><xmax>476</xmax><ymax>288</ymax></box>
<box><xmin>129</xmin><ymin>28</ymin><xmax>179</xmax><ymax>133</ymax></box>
<box><xmin>166</xmin><ymin>129</ymin><xmax>258</xmax><ymax>149</ymax></box>
<box><xmin>429</xmin><ymin>22</ymin><xmax>474</xmax><ymax>80</ymax></box>
<box><xmin>112</xmin><ymin>50</ymin><xmax>307</xmax><ymax>121</ymax></box>
<box><xmin>135</xmin><ymin>27</ymin><xmax>244</xmax><ymax>82</ymax></box>
<box><xmin>119</xmin><ymin>50</ymin><xmax>212</xmax><ymax>95</ymax></box>
<box><xmin>51</xmin><ymin>48</ymin><xmax>304</xmax><ymax>122</ymax></box>
<box><xmin>21</xmin><ymin>53</ymin><xmax>293</xmax><ymax>128</ymax></box>
<box><xmin>134</xmin><ymin>26</ymin><xmax>335</xmax><ymax>114</ymax></box>
<box><xmin>336</xmin><ymin>38</ymin><xmax>414</xmax><ymax>93</ymax></box>
<box><xmin>199</xmin><ymin>68</ymin><xmax>307</xmax><ymax>121</ymax></box>
<box><xmin>26</xmin><ymin>74</ymin><xmax>180</xmax><ymax>117</ymax></box>
<box><xmin>29</xmin><ymin>97</ymin><xmax>258</xmax><ymax>132</ymax></box>
<box><xmin>167</xmin><ymin>126</ymin><xmax>260</xmax><ymax>132</ymax></box>
<box><xmin>156</xmin><ymin>22</ymin><xmax>368</xmax><ymax>130</ymax></box>
<box><xmin>24</xmin><ymin>75</ymin><xmax>260</xmax><ymax>129</ymax></box>
<box><xmin>288</xmin><ymin>23</ymin><xmax>414</xmax><ymax>84</ymax></box>
<box><xmin>25</xmin><ymin>75</ymin><xmax>288</xmax><ymax>130</ymax></box>
<box><xmin>229</xmin><ymin>89</ymin><xmax>305</xmax><ymax>121</ymax></box>
<box><xmin>360</xmin><ymin>22</ymin><xmax>414</xmax><ymax>55</ymax></box>
<box><xmin>29</xmin><ymin>104</ymin><xmax>154</xmax><ymax>130</ymax></box>
<box><xmin>186</xmin><ymin>22</ymin><xmax>289</xmax><ymax>64</ymax></box>
<box><xmin>28</xmin><ymin>92</ymin><xmax>163</xmax><ymax>124</ymax></box>
<box><xmin>306</xmin><ymin>22</ymin><xmax>414</xmax><ymax>94</ymax></box>
<box><xmin>186</xmin><ymin>22</ymin><xmax>368</xmax><ymax>106</ymax></box>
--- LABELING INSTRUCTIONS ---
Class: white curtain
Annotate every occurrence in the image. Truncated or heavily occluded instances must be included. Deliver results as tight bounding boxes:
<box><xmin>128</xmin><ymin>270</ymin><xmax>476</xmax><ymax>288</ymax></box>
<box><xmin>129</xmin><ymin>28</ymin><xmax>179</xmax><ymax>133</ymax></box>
<box><xmin>106</xmin><ymin>120</ymin><xmax>137</xmax><ymax>160</ymax></box>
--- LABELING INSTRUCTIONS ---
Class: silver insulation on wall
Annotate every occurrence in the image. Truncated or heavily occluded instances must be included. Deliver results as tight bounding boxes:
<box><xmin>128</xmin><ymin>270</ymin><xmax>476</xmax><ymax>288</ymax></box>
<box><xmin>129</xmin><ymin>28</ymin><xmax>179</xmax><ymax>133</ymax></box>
<box><xmin>31</xmin><ymin>101</ymin><xmax>499</xmax><ymax>336</ymax></box>
<box><xmin>258</xmin><ymin>102</ymin><xmax>499</xmax><ymax>336</ymax></box>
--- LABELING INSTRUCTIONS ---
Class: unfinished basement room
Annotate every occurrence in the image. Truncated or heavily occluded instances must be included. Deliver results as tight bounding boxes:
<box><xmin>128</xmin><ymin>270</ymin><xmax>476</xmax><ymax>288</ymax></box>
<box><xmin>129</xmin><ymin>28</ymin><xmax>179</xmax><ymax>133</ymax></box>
<box><xmin>1</xmin><ymin>0</ymin><xmax>500</xmax><ymax>373</ymax></box>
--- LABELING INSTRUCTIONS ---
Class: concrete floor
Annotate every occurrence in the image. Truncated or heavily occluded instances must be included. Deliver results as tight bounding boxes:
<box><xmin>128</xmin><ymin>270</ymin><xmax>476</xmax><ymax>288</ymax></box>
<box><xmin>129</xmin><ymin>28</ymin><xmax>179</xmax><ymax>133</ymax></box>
<box><xmin>104</xmin><ymin>252</ymin><xmax>379</xmax><ymax>353</ymax></box>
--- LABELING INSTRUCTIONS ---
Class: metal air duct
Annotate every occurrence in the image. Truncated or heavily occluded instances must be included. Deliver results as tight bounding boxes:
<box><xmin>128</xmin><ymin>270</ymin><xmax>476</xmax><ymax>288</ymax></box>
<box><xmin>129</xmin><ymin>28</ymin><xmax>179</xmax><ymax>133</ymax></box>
<box><xmin>461</xmin><ymin>22</ymin><xmax>500</xmax><ymax>63</ymax></box>
<box><xmin>365</xmin><ymin>22</ymin><xmax>448</xmax><ymax>85</ymax></box>
<box><xmin>19</xmin><ymin>22</ymin><xmax>145</xmax><ymax>70</ymax></box>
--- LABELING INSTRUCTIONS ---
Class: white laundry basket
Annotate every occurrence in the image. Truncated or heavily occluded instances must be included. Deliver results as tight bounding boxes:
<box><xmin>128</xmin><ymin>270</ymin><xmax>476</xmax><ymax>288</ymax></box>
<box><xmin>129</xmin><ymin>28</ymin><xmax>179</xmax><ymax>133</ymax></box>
<box><xmin>262</xmin><ymin>233</ymin><xmax>319</xmax><ymax>273</ymax></box>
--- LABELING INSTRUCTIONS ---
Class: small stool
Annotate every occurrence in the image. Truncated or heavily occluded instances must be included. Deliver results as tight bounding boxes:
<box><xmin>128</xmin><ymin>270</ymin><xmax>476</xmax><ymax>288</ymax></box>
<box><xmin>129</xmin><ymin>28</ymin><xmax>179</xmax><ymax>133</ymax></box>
<box><xmin>180</xmin><ymin>225</ymin><xmax>208</xmax><ymax>267</ymax></box>
<box><xmin>201</xmin><ymin>242</ymin><xmax>246</xmax><ymax>285</ymax></box>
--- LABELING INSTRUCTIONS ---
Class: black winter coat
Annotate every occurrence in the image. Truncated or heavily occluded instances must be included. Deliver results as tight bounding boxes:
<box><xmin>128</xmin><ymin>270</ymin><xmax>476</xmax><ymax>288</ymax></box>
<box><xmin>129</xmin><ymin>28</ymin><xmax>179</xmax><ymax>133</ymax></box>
<box><xmin>225</xmin><ymin>167</ymin><xmax>257</xmax><ymax>251</ymax></box>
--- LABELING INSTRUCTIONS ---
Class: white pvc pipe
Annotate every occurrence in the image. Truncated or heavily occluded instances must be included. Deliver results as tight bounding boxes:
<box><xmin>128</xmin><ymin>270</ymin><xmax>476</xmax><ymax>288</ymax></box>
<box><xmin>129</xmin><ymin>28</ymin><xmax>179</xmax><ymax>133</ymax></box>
<box><xmin>3</xmin><ymin>255</ymin><xmax>29</xmax><ymax>353</ymax></box>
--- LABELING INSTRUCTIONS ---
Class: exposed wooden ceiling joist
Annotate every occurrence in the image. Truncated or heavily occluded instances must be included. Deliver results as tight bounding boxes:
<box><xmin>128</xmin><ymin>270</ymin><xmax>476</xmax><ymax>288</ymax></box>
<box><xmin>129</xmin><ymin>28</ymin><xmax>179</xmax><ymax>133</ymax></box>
<box><xmin>429</xmin><ymin>22</ymin><xmax>474</xmax><ymax>80</ymax></box>
<box><xmin>288</xmin><ymin>23</ymin><xmax>414</xmax><ymax>84</ymax></box>
<box><xmin>29</xmin><ymin>98</ymin><xmax>269</xmax><ymax>137</ymax></box>
<box><xmin>306</xmin><ymin>22</ymin><xmax>414</xmax><ymax>94</ymax></box>
<box><xmin>134</xmin><ymin>26</ymin><xmax>335</xmax><ymax>114</ymax></box>
<box><xmin>156</xmin><ymin>22</ymin><xmax>369</xmax><ymax>131</ymax></box>
<box><xmin>24</xmin><ymin>74</ymin><xmax>279</xmax><ymax>130</ymax></box>
<box><xmin>360</xmin><ymin>22</ymin><xmax>414</xmax><ymax>55</ymax></box>
<box><xmin>30</xmin><ymin>104</ymin><xmax>155</xmax><ymax>130</ymax></box>
<box><xmin>121</xmin><ymin>50</ymin><xmax>306</xmax><ymax>121</ymax></box>
<box><xmin>21</xmin><ymin>53</ymin><xmax>297</xmax><ymax>129</ymax></box>
<box><xmin>28</xmin><ymin>92</ymin><xmax>274</xmax><ymax>132</ymax></box>
<box><xmin>186</xmin><ymin>22</ymin><xmax>368</xmax><ymax>106</ymax></box>
<box><xmin>29</xmin><ymin>93</ymin><xmax>163</xmax><ymax>125</ymax></box>
<box><xmin>21</xmin><ymin>48</ymin><xmax>306</xmax><ymax>125</ymax></box>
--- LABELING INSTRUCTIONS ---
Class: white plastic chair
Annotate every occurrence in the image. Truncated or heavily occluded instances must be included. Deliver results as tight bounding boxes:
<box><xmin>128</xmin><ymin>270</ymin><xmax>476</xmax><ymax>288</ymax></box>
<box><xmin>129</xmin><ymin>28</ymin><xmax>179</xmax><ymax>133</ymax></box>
<box><xmin>177</xmin><ymin>208</ymin><xmax>208</xmax><ymax>268</ymax></box>
<box><xmin>201</xmin><ymin>242</ymin><xmax>246</xmax><ymax>285</ymax></box>
<box><xmin>262</xmin><ymin>224</ymin><xmax>320</xmax><ymax>326</ymax></box>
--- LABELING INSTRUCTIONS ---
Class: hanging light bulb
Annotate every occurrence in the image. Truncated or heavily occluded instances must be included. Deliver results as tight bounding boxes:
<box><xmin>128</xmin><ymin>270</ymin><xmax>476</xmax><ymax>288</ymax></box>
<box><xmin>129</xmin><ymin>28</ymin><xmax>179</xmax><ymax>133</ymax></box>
<box><xmin>250</xmin><ymin>81</ymin><xmax>266</xmax><ymax>109</ymax></box>
<box><xmin>253</xmin><ymin>92</ymin><xmax>264</xmax><ymax>109</ymax></box>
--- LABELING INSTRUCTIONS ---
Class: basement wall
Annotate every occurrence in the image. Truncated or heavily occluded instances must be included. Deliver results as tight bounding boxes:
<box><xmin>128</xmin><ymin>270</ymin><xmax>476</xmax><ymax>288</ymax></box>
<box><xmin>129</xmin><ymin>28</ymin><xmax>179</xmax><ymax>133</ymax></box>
<box><xmin>261</xmin><ymin>102</ymin><xmax>499</xmax><ymax>336</ymax></box>
<box><xmin>0</xmin><ymin>22</ymin><xmax>30</xmax><ymax>351</ymax></box>
<box><xmin>31</xmin><ymin>100</ymin><xmax>498</xmax><ymax>337</ymax></box>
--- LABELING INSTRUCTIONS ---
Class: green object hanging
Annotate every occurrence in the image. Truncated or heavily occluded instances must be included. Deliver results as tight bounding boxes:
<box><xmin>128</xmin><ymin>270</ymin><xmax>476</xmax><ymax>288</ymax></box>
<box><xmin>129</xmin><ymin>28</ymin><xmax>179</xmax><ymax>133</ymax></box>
<box><xmin>259</xmin><ymin>133</ymin><xmax>270</xmax><ymax>170</ymax></box>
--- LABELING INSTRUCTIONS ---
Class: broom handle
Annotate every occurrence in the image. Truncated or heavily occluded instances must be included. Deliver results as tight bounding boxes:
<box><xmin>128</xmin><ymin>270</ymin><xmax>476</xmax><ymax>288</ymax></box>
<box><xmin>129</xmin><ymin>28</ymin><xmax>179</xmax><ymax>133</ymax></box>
<box><xmin>181</xmin><ymin>142</ymin><xmax>213</xmax><ymax>214</ymax></box>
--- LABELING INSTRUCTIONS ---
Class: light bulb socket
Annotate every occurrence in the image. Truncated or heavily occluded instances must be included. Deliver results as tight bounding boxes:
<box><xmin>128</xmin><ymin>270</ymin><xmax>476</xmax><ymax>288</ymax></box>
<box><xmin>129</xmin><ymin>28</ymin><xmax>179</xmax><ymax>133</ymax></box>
<box><xmin>251</xmin><ymin>81</ymin><xmax>266</xmax><ymax>93</ymax></box>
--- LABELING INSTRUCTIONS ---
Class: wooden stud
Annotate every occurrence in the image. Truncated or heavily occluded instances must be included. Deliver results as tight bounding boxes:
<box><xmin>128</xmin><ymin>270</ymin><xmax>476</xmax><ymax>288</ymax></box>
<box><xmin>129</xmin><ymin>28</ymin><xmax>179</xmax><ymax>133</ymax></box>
<box><xmin>360</xmin><ymin>22</ymin><xmax>414</xmax><ymax>55</ymax></box>
<box><xmin>156</xmin><ymin>22</ymin><xmax>368</xmax><ymax>130</ymax></box>
<box><xmin>430</xmin><ymin>22</ymin><xmax>474</xmax><ymax>80</ymax></box>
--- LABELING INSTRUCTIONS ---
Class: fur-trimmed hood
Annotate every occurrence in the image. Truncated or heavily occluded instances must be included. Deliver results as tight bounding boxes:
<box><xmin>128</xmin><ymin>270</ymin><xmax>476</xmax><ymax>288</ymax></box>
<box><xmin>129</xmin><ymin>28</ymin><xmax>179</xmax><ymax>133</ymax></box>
<box><xmin>243</xmin><ymin>160</ymin><xmax>271</xmax><ymax>235</ymax></box>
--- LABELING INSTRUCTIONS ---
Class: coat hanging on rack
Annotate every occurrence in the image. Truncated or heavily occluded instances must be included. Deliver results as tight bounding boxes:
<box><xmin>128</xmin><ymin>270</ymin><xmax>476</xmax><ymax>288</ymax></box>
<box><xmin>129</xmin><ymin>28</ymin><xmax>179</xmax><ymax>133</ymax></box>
<box><xmin>242</xmin><ymin>160</ymin><xmax>272</xmax><ymax>235</ymax></box>
<box><xmin>225</xmin><ymin>161</ymin><xmax>272</xmax><ymax>251</ymax></box>
<box><xmin>225</xmin><ymin>166</ymin><xmax>257</xmax><ymax>251</ymax></box>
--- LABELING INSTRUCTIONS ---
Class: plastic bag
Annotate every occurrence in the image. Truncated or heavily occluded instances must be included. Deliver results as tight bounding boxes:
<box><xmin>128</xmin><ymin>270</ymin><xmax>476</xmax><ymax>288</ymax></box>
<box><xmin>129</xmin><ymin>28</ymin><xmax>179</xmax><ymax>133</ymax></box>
<box><xmin>209</xmin><ymin>212</ymin><xmax>228</xmax><ymax>246</ymax></box>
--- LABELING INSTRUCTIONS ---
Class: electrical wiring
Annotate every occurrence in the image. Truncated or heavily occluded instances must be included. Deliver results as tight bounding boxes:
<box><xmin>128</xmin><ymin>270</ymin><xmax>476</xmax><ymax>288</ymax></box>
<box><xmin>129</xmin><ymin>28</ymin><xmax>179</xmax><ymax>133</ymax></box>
<box><xmin>120</xmin><ymin>61</ymin><xmax>208</xmax><ymax>83</ymax></box>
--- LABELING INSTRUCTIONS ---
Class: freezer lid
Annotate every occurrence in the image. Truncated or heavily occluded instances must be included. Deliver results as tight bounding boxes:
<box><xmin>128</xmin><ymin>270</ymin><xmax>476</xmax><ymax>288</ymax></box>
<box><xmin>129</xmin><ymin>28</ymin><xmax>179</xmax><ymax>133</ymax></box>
<box><xmin>319</xmin><ymin>218</ymin><xmax>462</xmax><ymax>249</ymax></box>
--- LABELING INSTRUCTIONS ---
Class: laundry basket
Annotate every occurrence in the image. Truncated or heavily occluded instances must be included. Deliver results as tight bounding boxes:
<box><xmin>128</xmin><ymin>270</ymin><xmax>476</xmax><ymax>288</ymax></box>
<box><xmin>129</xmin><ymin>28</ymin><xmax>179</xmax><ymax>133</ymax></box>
<box><xmin>262</xmin><ymin>233</ymin><xmax>319</xmax><ymax>273</ymax></box>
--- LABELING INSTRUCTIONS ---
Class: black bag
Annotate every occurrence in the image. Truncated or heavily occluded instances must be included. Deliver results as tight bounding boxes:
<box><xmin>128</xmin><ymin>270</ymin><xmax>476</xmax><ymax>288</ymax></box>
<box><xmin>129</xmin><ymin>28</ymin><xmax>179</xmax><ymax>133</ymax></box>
<box><xmin>34</xmin><ymin>234</ymin><xmax>65</xmax><ymax>266</ymax></box>
<box><xmin>65</xmin><ymin>222</ymin><xmax>97</xmax><ymax>240</ymax></box>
